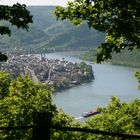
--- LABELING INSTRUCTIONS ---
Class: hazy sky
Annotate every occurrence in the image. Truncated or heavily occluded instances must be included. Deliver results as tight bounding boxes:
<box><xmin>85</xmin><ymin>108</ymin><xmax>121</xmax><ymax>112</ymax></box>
<box><xmin>0</xmin><ymin>0</ymin><xmax>73</xmax><ymax>6</ymax></box>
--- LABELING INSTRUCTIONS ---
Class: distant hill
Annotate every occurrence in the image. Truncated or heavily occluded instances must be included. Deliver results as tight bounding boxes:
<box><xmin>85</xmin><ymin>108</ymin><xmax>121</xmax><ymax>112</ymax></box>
<box><xmin>0</xmin><ymin>6</ymin><xmax>105</xmax><ymax>54</ymax></box>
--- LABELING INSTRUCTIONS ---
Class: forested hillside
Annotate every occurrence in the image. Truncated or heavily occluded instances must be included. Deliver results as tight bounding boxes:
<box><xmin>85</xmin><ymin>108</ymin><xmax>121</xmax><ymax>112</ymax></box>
<box><xmin>80</xmin><ymin>48</ymin><xmax>140</xmax><ymax>68</ymax></box>
<box><xmin>0</xmin><ymin>6</ymin><xmax>105</xmax><ymax>54</ymax></box>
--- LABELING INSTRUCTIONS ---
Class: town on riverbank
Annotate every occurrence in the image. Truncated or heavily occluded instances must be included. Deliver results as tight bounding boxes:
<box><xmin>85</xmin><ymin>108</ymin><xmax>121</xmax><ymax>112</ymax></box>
<box><xmin>0</xmin><ymin>54</ymin><xmax>94</xmax><ymax>92</ymax></box>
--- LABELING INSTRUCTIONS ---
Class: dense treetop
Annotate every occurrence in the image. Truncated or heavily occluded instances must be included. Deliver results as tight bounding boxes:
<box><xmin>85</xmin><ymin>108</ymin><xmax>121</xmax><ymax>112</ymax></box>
<box><xmin>0</xmin><ymin>3</ymin><xmax>33</xmax><ymax>61</ymax></box>
<box><xmin>55</xmin><ymin>0</ymin><xmax>140</xmax><ymax>62</ymax></box>
<box><xmin>0</xmin><ymin>3</ymin><xmax>32</xmax><ymax>35</ymax></box>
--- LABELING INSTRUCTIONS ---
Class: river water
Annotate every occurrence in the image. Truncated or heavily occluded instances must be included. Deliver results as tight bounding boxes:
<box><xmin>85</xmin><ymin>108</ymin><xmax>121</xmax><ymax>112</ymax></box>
<box><xmin>44</xmin><ymin>52</ymin><xmax>140</xmax><ymax>118</ymax></box>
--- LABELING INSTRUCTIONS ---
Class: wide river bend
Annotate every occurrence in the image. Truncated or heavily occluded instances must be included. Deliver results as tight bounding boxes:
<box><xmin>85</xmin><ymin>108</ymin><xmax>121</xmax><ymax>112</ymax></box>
<box><xmin>43</xmin><ymin>52</ymin><xmax>140</xmax><ymax>118</ymax></box>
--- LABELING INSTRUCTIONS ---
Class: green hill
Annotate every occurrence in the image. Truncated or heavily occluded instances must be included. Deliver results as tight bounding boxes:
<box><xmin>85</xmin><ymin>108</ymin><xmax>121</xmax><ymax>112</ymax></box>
<box><xmin>0</xmin><ymin>6</ymin><xmax>105</xmax><ymax>54</ymax></box>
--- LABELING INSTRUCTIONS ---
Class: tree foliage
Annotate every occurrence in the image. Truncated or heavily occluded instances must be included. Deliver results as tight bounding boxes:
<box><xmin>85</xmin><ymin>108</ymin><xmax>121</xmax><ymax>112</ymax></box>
<box><xmin>55</xmin><ymin>0</ymin><xmax>140</xmax><ymax>62</ymax></box>
<box><xmin>83</xmin><ymin>96</ymin><xmax>140</xmax><ymax>140</ymax></box>
<box><xmin>0</xmin><ymin>73</ymin><xmax>56</xmax><ymax>139</ymax></box>
<box><xmin>0</xmin><ymin>3</ymin><xmax>32</xmax><ymax>35</ymax></box>
<box><xmin>0</xmin><ymin>71</ymin><xmax>82</xmax><ymax>139</ymax></box>
<box><xmin>0</xmin><ymin>52</ymin><xmax>8</xmax><ymax>61</ymax></box>
<box><xmin>0</xmin><ymin>70</ymin><xmax>11</xmax><ymax>98</ymax></box>
<box><xmin>135</xmin><ymin>71</ymin><xmax>140</xmax><ymax>90</ymax></box>
<box><xmin>0</xmin><ymin>3</ymin><xmax>33</xmax><ymax>61</ymax></box>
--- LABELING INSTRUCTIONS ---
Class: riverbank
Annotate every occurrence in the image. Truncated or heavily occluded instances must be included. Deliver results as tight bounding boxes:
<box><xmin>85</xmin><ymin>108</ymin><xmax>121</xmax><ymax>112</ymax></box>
<box><xmin>110</xmin><ymin>61</ymin><xmax>140</xmax><ymax>69</ymax></box>
<box><xmin>78</xmin><ymin>49</ymin><xmax>140</xmax><ymax>69</ymax></box>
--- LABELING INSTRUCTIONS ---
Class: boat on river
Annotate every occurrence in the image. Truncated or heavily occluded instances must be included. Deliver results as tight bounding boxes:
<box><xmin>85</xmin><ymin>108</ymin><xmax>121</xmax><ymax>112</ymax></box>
<box><xmin>82</xmin><ymin>109</ymin><xmax>100</xmax><ymax>117</ymax></box>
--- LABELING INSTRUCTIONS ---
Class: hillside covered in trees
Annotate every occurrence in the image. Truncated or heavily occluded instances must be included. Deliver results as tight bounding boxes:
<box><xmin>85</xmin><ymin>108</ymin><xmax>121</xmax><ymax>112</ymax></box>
<box><xmin>80</xmin><ymin>48</ymin><xmax>140</xmax><ymax>68</ymax></box>
<box><xmin>0</xmin><ymin>6</ymin><xmax>105</xmax><ymax>55</ymax></box>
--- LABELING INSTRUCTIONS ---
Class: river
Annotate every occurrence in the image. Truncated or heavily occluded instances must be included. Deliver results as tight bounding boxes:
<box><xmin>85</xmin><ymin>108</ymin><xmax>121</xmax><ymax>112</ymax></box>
<box><xmin>43</xmin><ymin>52</ymin><xmax>140</xmax><ymax>118</ymax></box>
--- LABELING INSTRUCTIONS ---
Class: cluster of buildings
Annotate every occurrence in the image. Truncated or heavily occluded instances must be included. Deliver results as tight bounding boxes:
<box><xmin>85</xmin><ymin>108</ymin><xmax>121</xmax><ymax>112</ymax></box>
<box><xmin>0</xmin><ymin>55</ymin><xmax>94</xmax><ymax>91</ymax></box>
